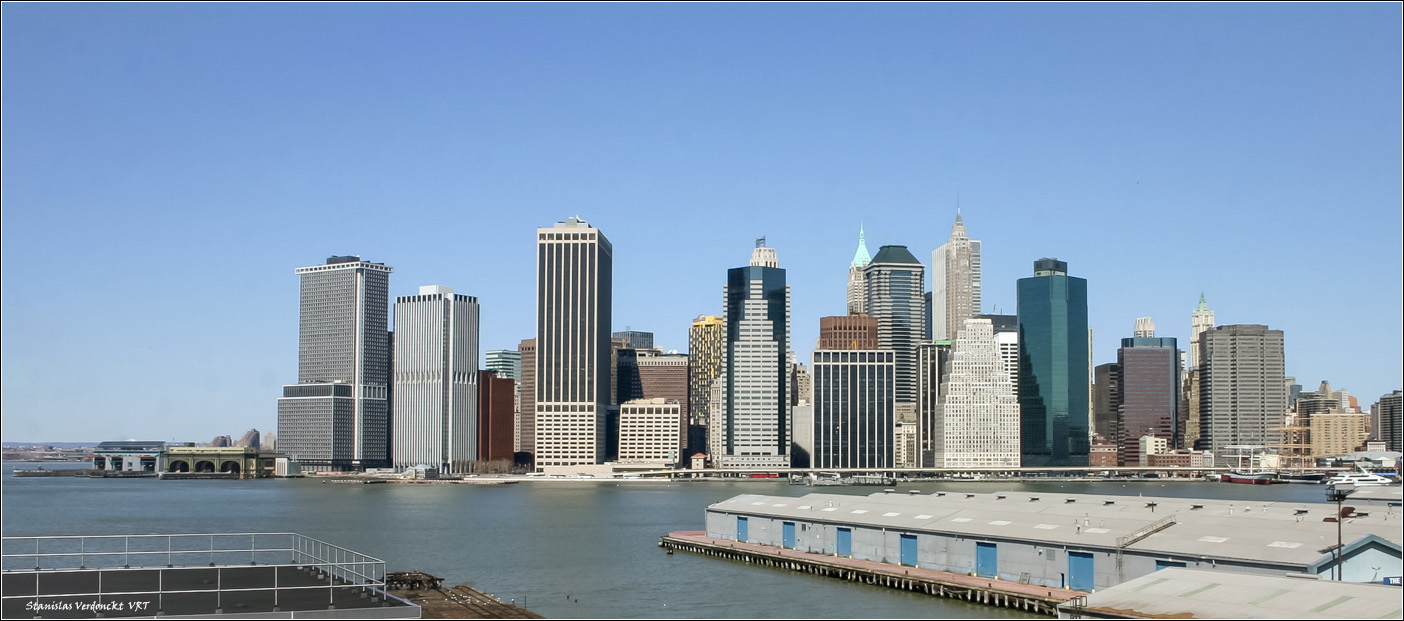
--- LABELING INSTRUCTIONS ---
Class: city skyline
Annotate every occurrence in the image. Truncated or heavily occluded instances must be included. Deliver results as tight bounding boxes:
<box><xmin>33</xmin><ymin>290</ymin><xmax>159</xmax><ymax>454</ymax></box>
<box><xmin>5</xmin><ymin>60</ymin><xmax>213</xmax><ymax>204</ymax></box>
<box><xmin>3</xmin><ymin>4</ymin><xmax>1400</xmax><ymax>441</ymax></box>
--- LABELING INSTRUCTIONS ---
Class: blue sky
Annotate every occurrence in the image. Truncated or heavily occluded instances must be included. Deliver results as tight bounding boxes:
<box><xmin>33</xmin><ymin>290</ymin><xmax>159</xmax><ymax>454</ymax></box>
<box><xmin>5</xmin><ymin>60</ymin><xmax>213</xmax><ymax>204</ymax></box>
<box><xmin>3</xmin><ymin>4</ymin><xmax>1400</xmax><ymax>442</ymax></box>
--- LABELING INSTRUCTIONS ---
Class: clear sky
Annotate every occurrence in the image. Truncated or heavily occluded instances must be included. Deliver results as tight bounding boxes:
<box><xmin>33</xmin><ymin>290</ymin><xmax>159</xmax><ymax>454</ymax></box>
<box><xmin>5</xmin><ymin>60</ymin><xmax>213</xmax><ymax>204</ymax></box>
<box><xmin>3</xmin><ymin>4</ymin><xmax>1400</xmax><ymax>443</ymax></box>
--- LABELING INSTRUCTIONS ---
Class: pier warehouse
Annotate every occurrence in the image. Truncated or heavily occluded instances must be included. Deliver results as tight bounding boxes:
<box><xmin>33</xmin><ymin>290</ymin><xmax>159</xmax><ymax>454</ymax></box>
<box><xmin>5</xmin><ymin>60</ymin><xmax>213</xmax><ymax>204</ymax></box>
<box><xmin>704</xmin><ymin>490</ymin><xmax>1401</xmax><ymax>591</ymax></box>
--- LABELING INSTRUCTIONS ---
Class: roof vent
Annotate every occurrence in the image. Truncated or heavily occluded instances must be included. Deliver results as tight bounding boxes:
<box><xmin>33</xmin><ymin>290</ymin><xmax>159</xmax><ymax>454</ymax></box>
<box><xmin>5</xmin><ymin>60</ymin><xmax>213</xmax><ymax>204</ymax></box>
<box><xmin>1104</xmin><ymin>500</ymin><xmax>1116</xmax><ymax>506</ymax></box>
<box><xmin>1065</xmin><ymin>499</ymin><xmax>1076</xmax><ymax>504</ymax></box>
<box><xmin>1191</xmin><ymin>504</ymin><xmax>1204</xmax><ymax>510</ymax></box>
<box><xmin>909</xmin><ymin>490</ymin><xmax>921</xmax><ymax>495</ymax></box>
<box><xmin>966</xmin><ymin>494</ymin><xmax>976</xmax><ymax>499</ymax></box>
<box><xmin>996</xmin><ymin>494</ymin><xmax>1007</xmax><ymax>500</ymax></box>
<box><xmin>1030</xmin><ymin>497</ymin><xmax>1040</xmax><ymax>502</ymax></box>
<box><xmin>884</xmin><ymin>489</ymin><xmax>896</xmax><ymax>494</ymax></box>
<box><xmin>1294</xmin><ymin>508</ymin><xmax>1309</xmax><ymax>516</ymax></box>
<box><xmin>936</xmin><ymin>492</ymin><xmax>946</xmax><ymax>497</ymax></box>
<box><xmin>1146</xmin><ymin>502</ymin><xmax>1158</xmax><ymax>509</ymax></box>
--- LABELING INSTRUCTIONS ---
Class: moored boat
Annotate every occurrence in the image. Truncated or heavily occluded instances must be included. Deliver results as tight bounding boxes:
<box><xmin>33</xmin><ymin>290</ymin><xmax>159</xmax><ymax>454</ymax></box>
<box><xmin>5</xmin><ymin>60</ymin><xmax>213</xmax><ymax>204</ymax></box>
<box><xmin>1278</xmin><ymin>472</ymin><xmax>1326</xmax><ymax>484</ymax></box>
<box><xmin>1222</xmin><ymin>471</ymin><xmax>1277</xmax><ymax>484</ymax></box>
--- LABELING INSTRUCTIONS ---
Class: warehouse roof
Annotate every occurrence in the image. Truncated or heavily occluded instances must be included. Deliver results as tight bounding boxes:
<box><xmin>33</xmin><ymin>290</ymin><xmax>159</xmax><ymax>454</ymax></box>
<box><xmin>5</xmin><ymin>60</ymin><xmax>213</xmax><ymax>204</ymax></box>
<box><xmin>708</xmin><ymin>489</ymin><xmax>1402</xmax><ymax>568</ymax></box>
<box><xmin>1061</xmin><ymin>567</ymin><xmax>1403</xmax><ymax>619</ymax></box>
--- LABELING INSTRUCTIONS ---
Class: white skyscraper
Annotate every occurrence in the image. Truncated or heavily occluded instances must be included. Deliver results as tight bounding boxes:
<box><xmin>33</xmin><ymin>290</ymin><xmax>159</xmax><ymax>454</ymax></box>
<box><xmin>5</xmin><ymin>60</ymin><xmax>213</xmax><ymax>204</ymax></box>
<box><xmin>931</xmin><ymin>213</ymin><xmax>982</xmax><ymax>341</ymax></box>
<box><xmin>932</xmin><ymin>318</ymin><xmax>1019</xmax><ymax>467</ymax></box>
<box><xmin>1189</xmin><ymin>294</ymin><xmax>1215</xmax><ymax>369</ymax></box>
<box><xmin>715</xmin><ymin>240</ymin><xmax>791</xmax><ymax>469</ymax></box>
<box><xmin>535</xmin><ymin>217</ymin><xmax>613</xmax><ymax>469</ymax></box>
<box><xmin>392</xmin><ymin>285</ymin><xmax>479</xmax><ymax>474</ymax></box>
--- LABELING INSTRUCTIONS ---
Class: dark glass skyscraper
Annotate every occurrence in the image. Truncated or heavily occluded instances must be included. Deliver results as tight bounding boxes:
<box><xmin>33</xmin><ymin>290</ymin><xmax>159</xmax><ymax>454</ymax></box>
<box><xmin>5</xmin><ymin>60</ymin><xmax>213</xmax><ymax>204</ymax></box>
<box><xmin>1017</xmin><ymin>258</ymin><xmax>1089</xmax><ymax>467</ymax></box>
<box><xmin>1117</xmin><ymin>335</ymin><xmax>1180</xmax><ymax>466</ymax></box>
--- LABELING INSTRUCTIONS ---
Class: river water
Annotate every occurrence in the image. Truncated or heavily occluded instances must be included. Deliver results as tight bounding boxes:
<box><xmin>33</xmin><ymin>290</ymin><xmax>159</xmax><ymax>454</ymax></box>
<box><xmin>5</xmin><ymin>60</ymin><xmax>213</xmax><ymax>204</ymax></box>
<box><xmin>0</xmin><ymin>463</ymin><xmax>1340</xmax><ymax>619</ymax></box>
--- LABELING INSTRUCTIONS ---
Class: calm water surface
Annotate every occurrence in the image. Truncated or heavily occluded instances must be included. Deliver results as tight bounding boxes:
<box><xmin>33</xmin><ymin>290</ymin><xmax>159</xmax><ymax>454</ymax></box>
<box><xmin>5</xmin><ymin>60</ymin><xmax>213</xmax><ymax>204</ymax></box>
<box><xmin>1</xmin><ymin>463</ymin><xmax>1339</xmax><ymax>619</ymax></box>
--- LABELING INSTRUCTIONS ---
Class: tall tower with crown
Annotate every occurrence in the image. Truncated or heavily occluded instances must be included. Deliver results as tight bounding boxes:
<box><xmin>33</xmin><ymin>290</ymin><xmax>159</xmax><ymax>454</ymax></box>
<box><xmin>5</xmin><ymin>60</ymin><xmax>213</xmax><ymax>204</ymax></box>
<box><xmin>932</xmin><ymin>212</ymin><xmax>982</xmax><ymax>341</ymax></box>
<box><xmin>847</xmin><ymin>226</ymin><xmax>872</xmax><ymax>315</ymax></box>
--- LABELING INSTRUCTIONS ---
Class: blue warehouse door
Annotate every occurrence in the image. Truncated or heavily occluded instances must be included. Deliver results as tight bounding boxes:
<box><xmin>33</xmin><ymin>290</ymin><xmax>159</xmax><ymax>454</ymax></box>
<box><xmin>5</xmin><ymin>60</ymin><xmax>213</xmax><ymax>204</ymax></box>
<box><xmin>782</xmin><ymin>522</ymin><xmax>796</xmax><ymax>548</ymax></box>
<box><xmin>737</xmin><ymin>517</ymin><xmax>748</xmax><ymax>542</ymax></box>
<box><xmin>975</xmin><ymin>542</ymin><xmax>998</xmax><ymax>578</ymax></box>
<box><xmin>837</xmin><ymin>528</ymin><xmax>852</xmax><ymax>556</ymax></box>
<box><xmin>900</xmin><ymin>534</ymin><xmax>918</xmax><ymax>567</ymax></box>
<box><xmin>1155</xmin><ymin>560</ymin><xmax>1186</xmax><ymax>571</ymax></box>
<box><xmin>1069</xmin><ymin>551</ymin><xmax>1095</xmax><ymax>591</ymax></box>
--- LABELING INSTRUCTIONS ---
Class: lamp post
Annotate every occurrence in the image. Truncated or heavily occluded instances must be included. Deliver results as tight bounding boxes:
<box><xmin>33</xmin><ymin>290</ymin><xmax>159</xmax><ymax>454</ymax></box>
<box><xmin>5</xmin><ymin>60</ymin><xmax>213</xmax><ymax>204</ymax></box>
<box><xmin>1325</xmin><ymin>483</ymin><xmax>1355</xmax><ymax>581</ymax></box>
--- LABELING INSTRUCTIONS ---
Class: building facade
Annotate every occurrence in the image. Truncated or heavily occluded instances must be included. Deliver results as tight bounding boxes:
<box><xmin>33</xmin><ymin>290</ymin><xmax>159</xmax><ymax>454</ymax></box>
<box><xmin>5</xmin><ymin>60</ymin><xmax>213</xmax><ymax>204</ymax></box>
<box><xmin>916</xmin><ymin>340</ymin><xmax>952</xmax><ymax>468</ymax></box>
<box><xmin>932</xmin><ymin>318</ymin><xmax>1020</xmax><ymax>468</ymax></box>
<box><xmin>817</xmin><ymin>314</ymin><xmax>879</xmax><ymax>350</ymax></box>
<box><xmin>811</xmin><ymin>349</ymin><xmax>895</xmax><ymax>469</ymax></box>
<box><xmin>534</xmin><ymin>217</ymin><xmax>613</xmax><ymax>469</ymax></box>
<box><xmin>931</xmin><ymin>213</ymin><xmax>982</xmax><ymax>342</ymax></box>
<box><xmin>618</xmin><ymin>398</ymin><xmax>684</xmax><ymax>465</ymax></box>
<box><xmin>1116</xmin><ymin>327</ymin><xmax>1181</xmax><ymax>467</ymax></box>
<box><xmin>277</xmin><ymin>256</ymin><xmax>393</xmax><ymax>471</ymax></box>
<box><xmin>864</xmin><ymin>245</ymin><xmax>925</xmax><ymax>407</ymax></box>
<box><xmin>517</xmin><ymin>338</ymin><xmax>536</xmax><ymax>459</ymax></box>
<box><xmin>1188</xmin><ymin>294</ymin><xmax>1214</xmax><ymax>370</ymax></box>
<box><xmin>1093</xmin><ymin>362</ymin><xmax>1120</xmax><ymax>445</ymax></box>
<box><xmin>1017</xmin><ymin>258</ymin><xmax>1090</xmax><ymax>467</ymax></box>
<box><xmin>484</xmin><ymin>349</ymin><xmax>521</xmax><ymax>382</ymax></box>
<box><xmin>478</xmin><ymin>370</ymin><xmax>516</xmax><ymax>463</ymax></box>
<box><xmin>612</xmin><ymin>330</ymin><xmax>654</xmax><ymax>350</ymax></box>
<box><xmin>714</xmin><ymin>241</ymin><xmax>791</xmax><ymax>469</ymax></box>
<box><xmin>1199</xmin><ymin>324</ymin><xmax>1286</xmax><ymax>466</ymax></box>
<box><xmin>1373</xmin><ymin>390</ymin><xmax>1403</xmax><ymax>452</ymax></box>
<box><xmin>391</xmin><ymin>285</ymin><xmax>479</xmax><ymax>474</ymax></box>
<box><xmin>688</xmin><ymin>315</ymin><xmax>725</xmax><ymax>455</ymax></box>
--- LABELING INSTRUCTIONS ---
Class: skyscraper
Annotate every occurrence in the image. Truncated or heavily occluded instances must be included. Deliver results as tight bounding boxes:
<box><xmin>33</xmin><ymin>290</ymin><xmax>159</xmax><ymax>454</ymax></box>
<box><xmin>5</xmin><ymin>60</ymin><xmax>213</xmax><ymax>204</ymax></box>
<box><xmin>517</xmin><ymin>338</ymin><xmax>536</xmax><ymax>460</ymax></box>
<box><xmin>916</xmin><ymin>340</ymin><xmax>952</xmax><ymax>467</ymax></box>
<box><xmin>847</xmin><ymin>226</ymin><xmax>872</xmax><ymax>315</ymax></box>
<box><xmin>277</xmin><ymin>256</ymin><xmax>392</xmax><ymax>472</ymax></box>
<box><xmin>484</xmin><ymin>349</ymin><xmax>521</xmax><ymax>382</ymax></box>
<box><xmin>1199</xmin><ymin>324</ymin><xmax>1286</xmax><ymax>465</ymax></box>
<box><xmin>1017</xmin><ymin>258</ymin><xmax>1090</xmax><ymax>467</ymax></box>
<box><xmin>1372</xmin><ymin>390</ymin><xmax>1402</xmax><ymax>452</ymax></box>
<box><xmin>715</xmin><ymin>239</ymin><xmax>791</xmax><ymax>469</ymax></box>
<box><xmin>1115</xmin><ymin>319</ymin><xmax>1180</xmax><ymax>467</ymax></box>
<box><xmin>932</xmin><ymin>318</ymin><xmax>1020</xmax><ymax>467</ymax></box>
<box><xmin>931</xmin><ymin>213</ymin><xmax>982</xmax><ymax>341</ymax></box>
<box><xmin>865</xmin><ymin>245</ymin><xmax>925</xmax><ymax>407</ymax></box>
<box><xmin>812</xmin><ymin>349</ymin><xmax>895</xmax><ymax>469</ymax></box>
<box><xmin>1188</xmin><ymin>294</ymin><xmax>1215</xmax><ymax>370</ymax></box>
<box><xmin>391</xmin><ymin>285</ymin><xmax>479</xmax><ymax>474</ymax></box>
<box><xmin>688</xmin><ymin>315</ymin><xmax>725</xmax><ymax>455</ymax></box>
<box><xmin>534</xmin><ymin>217</ymin><xmax>613</xmax><ymax>469</ymax></box>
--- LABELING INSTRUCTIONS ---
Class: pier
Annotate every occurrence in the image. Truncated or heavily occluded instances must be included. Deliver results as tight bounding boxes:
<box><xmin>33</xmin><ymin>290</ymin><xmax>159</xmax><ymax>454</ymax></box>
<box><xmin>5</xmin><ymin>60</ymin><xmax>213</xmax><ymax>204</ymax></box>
<box><xmin>660</xmin><ymin>530</ymin><xmax>1079</xmax><ymax>615</ymax></box>
<box><xmin>389</xmin><ymin>571</ymin><xmax>543</xmax><ymax>619</ymax></box>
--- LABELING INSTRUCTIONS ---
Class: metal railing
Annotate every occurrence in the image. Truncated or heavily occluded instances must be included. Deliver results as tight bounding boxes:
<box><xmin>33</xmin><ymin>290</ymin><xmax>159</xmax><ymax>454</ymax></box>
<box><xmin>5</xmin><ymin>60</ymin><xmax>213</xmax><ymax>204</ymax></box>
<box><xmin>1</xmin><ymin>533</ymin><xmax>389</xmax><ymax>614</ymax></box>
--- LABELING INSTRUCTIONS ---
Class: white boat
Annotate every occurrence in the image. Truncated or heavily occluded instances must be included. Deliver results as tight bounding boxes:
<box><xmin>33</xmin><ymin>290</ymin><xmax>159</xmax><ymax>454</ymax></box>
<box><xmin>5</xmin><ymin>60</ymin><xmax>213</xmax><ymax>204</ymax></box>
<box><xmin>1326</xmin><ymin>465</ymin><xmax>1396</xmax><ymax>487</ymax></box>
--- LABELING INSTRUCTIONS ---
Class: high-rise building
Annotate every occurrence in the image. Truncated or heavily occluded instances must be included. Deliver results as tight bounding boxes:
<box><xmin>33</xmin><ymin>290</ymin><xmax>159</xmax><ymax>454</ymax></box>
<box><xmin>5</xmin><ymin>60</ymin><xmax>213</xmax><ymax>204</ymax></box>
<box><xmin>1199</xmin><ymin>324</ymin><xmax>1286</xmax><ymax>466</ymax></box>
<box><xmin>931</xmin><ymin>213</ymin><xmax>982</xmax><ymax>341</ymax></box>
<box><xmin>1188</xmin><ymin>294</ymin><xmax>1215</xmax><ymax>370</ymax></box>
<box><xmin>1372</xmin><ymin>390</ymin><xmax>1402</xmax><ymax>452</ymax></box>
<box><xmin>485</xmin><ymin>350</ymin><xmax>521</xmax><ymax>382</ymax></box>
<box><xmin>847</xmin><ymin>226</ymin><xmax>872</xmax><ymax>315</ymax></box>
<box><xmin>612</xmin><ymin>330</ymin><xmax>654</xmax><ymax>350</ymax></box>
<box><xmin>714</xmin><ymin>240</ymin><xmax>791</xmax><ymax>469</ymax></box>
<box><xmin>1093</xmin><ymin>363</ymin><xmax>1120</xmax><ymax>444</ymax></box>
<box><xmin>517</xmin><ymin>338</ymin><xmax>536</xmax><ymax>460</ymax></box>
<box><xmin>916</xmin><ymin>340</ymin><xmax>952</xmax><ymax>467</ymax></box>
<box><xmin>979</xmin><ymin>314</ymin><xmax>1019</xmax><ymax>390</ymax></box>
<box><xmin>277</xmin><ymin>256</ymin><xmax>393</xmax><ymax>471</ymax></box>
<box><xmin>865</xmin><ymin>245</ymin><xmax>925</xmax><ymax>407</ymax></box>
<box><xmin>477</xmin><ymin>370</ymin><xmax>516</xmax><ymax>463</ymax></box>
<box><xmin>1115</xmin><ymin>320</ymin><xmax>1180</xmax><ymax>467</ymax></box>
<box><xmin>1017</xmin><ymin>258</ymin><xmax>1090</xmax><ymax>467</ymax></box>
<box><xmin>812</xmin><ymin>349</ymin><xmax>895</xmax><ymax>469</ymax></box>
<box><xmin>932</xmin><ymin>318</ymin><xmax>1020</xmax><ymax>467</ymax></box>
<box><xmin>688</xmin><ymin>315</ymin><xmax>725</xmax><ymax>455</ymax></box>
<box><xmin>534</xmin><ymin>217</ymin><xmax>613</xmax><ymax>469</ymax></box>
<box><xmin>637</xmin><ymin>351</ymin><xmax>690</xmax><ymax>452</ymax></box>
<box><xmin>391</xmin><ymin>285</ymin><xmax>479</xmax><ymax>474</ymax></box>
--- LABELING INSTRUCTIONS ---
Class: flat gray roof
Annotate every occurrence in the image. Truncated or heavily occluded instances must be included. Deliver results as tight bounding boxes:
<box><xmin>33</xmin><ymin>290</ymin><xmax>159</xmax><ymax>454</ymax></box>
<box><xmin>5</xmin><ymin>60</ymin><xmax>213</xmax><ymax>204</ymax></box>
<box><xmin>708</xmin><ymin>489</ymin><xmax>1402</xmax><ymax>568</ymax></box>
<box><xmin>1061</xmin><ymin>567</ymin><xmax>1403</xmax><ymax>619</ymax></box>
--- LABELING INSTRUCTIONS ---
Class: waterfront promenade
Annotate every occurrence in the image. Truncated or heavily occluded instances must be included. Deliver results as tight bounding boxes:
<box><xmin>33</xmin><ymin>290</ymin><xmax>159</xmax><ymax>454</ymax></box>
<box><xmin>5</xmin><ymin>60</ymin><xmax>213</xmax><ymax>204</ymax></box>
<box><xmin>661</xmin><ymin>530</ymin><xmax>1079</xmax><ymax>616</ymax></box>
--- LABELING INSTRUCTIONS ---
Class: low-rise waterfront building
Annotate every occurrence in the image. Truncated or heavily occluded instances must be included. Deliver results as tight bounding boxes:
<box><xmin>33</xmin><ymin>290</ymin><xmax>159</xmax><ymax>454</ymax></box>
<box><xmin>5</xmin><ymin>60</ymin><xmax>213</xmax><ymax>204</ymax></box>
<box><xmin>703</xmin><ymin>489</ymin><xmax>1402</xmax><ymax>592</ymax></box>
<box><xmin>92</xmin><ymin>441</ymin><xmax>166</xmax><ymax>473</ymax></box>
<box><xmin>1058</xmin><ymin>567</ymin><xmax>1403</xmax><ymax>619</ymax></box>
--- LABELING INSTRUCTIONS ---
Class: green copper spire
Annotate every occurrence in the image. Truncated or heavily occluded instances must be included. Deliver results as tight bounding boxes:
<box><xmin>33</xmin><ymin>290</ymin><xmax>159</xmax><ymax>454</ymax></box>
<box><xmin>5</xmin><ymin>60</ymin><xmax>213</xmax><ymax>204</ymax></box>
<box><xmin>851</xmin><ymin>225</ymin><xmax>872</xmax><ymax>267</ymax></box>
<box><xmin>1197</xmin><ymin>292</ymin><xmax>1209</xmax><ymax>311</ymax></box>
